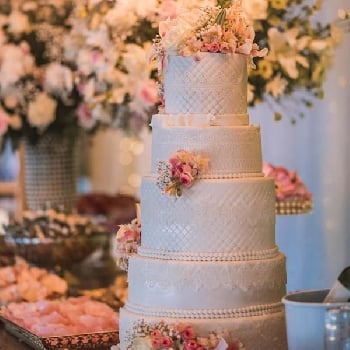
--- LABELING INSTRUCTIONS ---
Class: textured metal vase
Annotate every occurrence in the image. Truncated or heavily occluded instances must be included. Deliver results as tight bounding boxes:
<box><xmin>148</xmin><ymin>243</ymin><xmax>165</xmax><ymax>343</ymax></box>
<box><xmin>23</xmin><ymin>134</ymin><xmax>78</xmax><ymax>211</ymax></box>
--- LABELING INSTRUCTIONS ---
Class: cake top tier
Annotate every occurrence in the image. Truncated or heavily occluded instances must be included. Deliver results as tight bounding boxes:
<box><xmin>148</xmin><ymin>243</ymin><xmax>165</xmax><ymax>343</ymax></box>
<box><xmin>150</xmin><ymin>1</ymin><xmax>267</xmax><ymax>115</ymax></box>
<box><xmin>152</xmin><ymin>1</ymin><xmax>267</xmax><ymax>62</ymax></box>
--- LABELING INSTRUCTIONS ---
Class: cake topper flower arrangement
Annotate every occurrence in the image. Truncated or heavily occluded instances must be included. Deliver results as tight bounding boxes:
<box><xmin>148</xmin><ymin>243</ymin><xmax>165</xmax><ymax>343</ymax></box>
<box><xmin>151</xmin><ymin>0</ymin><xmax>268</xmax><ymax>65</ymax></box>
<box><xmin>120</xmin><ymin>320</ymin><xmax>245</xmax><ymax>350</ymax></box>
<box><xmin>0</xmin><ymin>0</ymin><xmax>82</xmax><ymax>152</ymax></box>
<box><xmin>156</xmin><ymin>150</ymin><xmax>209</xmax><ymax>198</ymax></box>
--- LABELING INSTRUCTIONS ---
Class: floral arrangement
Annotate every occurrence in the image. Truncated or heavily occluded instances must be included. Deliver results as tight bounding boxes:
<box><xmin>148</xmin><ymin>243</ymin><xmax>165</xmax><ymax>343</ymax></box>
<box><xmin>152</xmin><ymin>1</ymin><xmax>267</xmax><ymax>62</ymax></box>
<box><xmin>263</xmin><ymin>162</ymin><xmax>313</xmax><ymax>214</ymax></box>
<box><xmin>122</xmin><ymin>320</ymin><xmax>245</xmax><ymax>350</ymax></box>
<box><xmin>65</xmin><ymin>0</ymin><xmax>223</xmax><ymax>136</ymax></box>
<box><xmin>113</xmin><ymin>218</ymin><xmax>141</xmax><ymax>271</ymax></box>
<box><xmin>0</xmin><ymin>0</ymin><xmax>81</xmax><ymax>151</ymax></box>
<box><xmin>156</xmin><ymin>150</ymin><xmax>209</xmax><ymax>198</ymax></box>
<box><xmin>244</xmin><ymin>0</ymin><xmax>347</xmax><ymax>122</ymax></box>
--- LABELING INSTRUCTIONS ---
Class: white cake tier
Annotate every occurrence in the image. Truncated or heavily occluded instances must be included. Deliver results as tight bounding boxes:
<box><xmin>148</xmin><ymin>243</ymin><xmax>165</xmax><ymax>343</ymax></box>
<box><xmin>127</xmin><ymin>253</ymin><xmax>286</xmax><ymax>311</ymax></box>
<box><xmin>140</xmin><ymin>177</ymin><xmax>276</xmax><ymax>257</ymax></box>
<box><xmin>151</xmin><ymin>115</ymin><xmax>262</xmax><ymax>178</ymax></box>
<box><xmin>120</xmin><ymin>304</ymin><xmax>287</xmax><ymax>350</ymax></box>
<box><xmin>164</xmin><ymin>53</ymin><xmax>247</xmax><ymax>115</ymax></box>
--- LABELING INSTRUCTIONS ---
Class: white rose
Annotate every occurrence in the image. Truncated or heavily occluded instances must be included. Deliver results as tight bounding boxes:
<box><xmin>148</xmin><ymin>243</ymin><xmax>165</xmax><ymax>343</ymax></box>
<box><xmin>123</xmin><ymin>44</ymin><xmax>149</xmax><ymax>79</ymax></box>
<box><xmin>131</xmin><ymin>337</ymin><xmax>153</xmax><ymax>350</ymax></box>
<box><xmin>44</xmin><ymin>63</ymin><xmax>73</xmax><ymax>96</ymax></box>
<box><xmin>8</xmin><ymin>11</ymin><xmax>31</xmax><ymax>35</ymax></box>
<box><xmin>77</xmin><ymin>49</ymin><xmax>95</xmax><ymax>76</ymax></box>
<box><xmin>91</xmin><ymin>104</ymin><xmax>111</xmax><ymax>124</ymax></box>
<box><xmin>105</xmin><ymin>8</ymin><xmax>137</xmax><ymax>37</ymax></box>
<box><xmin>85</xmin><ymin>25</ymin><xmax>111</xmax><ymax>51</ymax></box>
<box><xmin>0</xmin><ymin>44</ymin><xmax>35</xmax><ymax>88</ymax></box>
<box><xmin>27</xmin><ymin>92</ymin><xmax>57</xmax><ymax>129</ymax></box>
<box><xmin>133</xmin><ymin>0</ymin><xmax>157</xmax><ymax>18</ymax></box>
<box><xmin>242</xmin><ymin>0</ymin><xmax>268</xmax><ymax>20</ymax></box>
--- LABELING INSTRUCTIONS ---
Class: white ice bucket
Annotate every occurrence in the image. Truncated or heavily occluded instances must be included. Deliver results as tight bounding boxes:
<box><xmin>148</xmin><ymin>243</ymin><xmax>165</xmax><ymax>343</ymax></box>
<box><xmin>282</xmin><ymin>289</ymin><xmax>350</xmax><ymax>350</ymax></box>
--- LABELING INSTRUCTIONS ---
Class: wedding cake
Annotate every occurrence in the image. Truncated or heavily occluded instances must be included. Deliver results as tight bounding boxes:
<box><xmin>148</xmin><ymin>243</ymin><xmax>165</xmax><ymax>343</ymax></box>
<box><xmin>119</xmin><ymin>3</ymin><xmax>287</xmax><ymax>349</ymax></box>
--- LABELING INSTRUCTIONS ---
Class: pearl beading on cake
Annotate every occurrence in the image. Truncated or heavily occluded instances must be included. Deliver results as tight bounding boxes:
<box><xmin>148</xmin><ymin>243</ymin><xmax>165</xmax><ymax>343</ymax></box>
<box><xmin>125</xmin><ymin>301</ymin><xmax>284</xmax><ymax>319</ymax></box>
<box><xmin>151</xmin><ymin>114</ymin><xmax>249</xmax><ymax>127</ymax></box>
<box><xmin>137</xmin><ymin>246</ymin><xmax>279</xmax><ymax>261</ymax></box>
<box><xmin>198</xmin><ymin>172</ymin><xmax>264</xmax><ymax>179</ymax></box>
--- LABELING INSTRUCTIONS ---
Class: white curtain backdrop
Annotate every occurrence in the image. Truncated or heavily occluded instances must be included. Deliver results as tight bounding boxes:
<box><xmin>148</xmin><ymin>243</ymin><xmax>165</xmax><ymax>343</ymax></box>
<box><xmin>250</xmin><ymin>0</ymin><xmax>350</xmax><ymax>292</ymax></box>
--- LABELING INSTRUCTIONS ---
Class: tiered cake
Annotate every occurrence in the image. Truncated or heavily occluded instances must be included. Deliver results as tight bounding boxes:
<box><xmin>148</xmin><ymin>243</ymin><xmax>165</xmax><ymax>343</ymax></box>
<box><xmin>119</xmin><ymin>4</ymin><xmax>287</xmax><ymax>349</ymax></box>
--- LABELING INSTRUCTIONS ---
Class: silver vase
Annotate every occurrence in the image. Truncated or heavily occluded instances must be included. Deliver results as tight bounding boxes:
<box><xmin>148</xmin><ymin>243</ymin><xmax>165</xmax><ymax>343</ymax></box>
<box><xmin>23</xmin><ymin>134</ymin><xmax>78</xmax><ymax>211</ymax></box>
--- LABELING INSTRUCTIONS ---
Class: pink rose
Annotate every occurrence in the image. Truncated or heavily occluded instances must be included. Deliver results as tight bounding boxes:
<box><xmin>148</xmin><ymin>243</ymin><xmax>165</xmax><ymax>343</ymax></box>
<box><xmin>179</xmin><ymin>172</ymin><xmax>193</xmax><ymax>187</ymax></box>
<box><xmin>77</xmin><ymin>103</ymin><xmax>96</xmax><ymax>130</ymax></box>
<box><xmin>151</xmin><ymin>330</ymin><xmax>162</xmax><ymax>338</ymax></box>
<box><xmin>91</xmin><ymin>49</ymin><xmax>103</xmax><ymax>64</ymax></box>
<box><xmin>161</xmin><ymin>336</ymin><xmax>173</xmax><ymax>348</ymax></box>
<box><xmin>171</xmin><ymin>164</ymin><xmax>183</xmax><ymax>178</ymax></box>
<box><xmin>137</xmin><ymin>80</ymin><xmax>158</xmax><ymax>106</ymax></box>
<box><xmin>169</xmin><ymin>158</ymin><xmax>183</xmax><ymax>178</ymax></box>
<box><xmin>181</xmin><ymin>326</ymin><xmax>196</xmax><ymax>340</ymax></box>
<box><xmin>0</xmin><ymin>111</ymin><xmax>9</xmax><ymax>135</ymax></box>
<box><xmin>209</xmin><ymin>42</ymin><xmax>220</xmax><ymax>53</ymax></box>
<box><xmin>184</xmin><ymin>340</ymin><xmax>199</xmax><ymax>350</ymax></box>
<box><xmin>151</xmin><ymin>337</ymin><xmax>162</xmax><ymax>349</ymax></box>
<box><xmin>124</xmin><ymin>229</ymin><xmax>137</xmax><ymax>242</ymax></box>
<box><xmin>157</xmin><ymin>0</ymin><xmax>178</xmax><ymax>20</ymax></box>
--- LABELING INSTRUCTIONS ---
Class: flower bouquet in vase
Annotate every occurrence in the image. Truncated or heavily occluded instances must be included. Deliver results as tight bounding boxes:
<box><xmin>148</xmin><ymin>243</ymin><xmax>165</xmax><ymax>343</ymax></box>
<box><xmin>0</xmin><ymin>0</ymin><xmax>115</xmax><ymax>211</ymax></box>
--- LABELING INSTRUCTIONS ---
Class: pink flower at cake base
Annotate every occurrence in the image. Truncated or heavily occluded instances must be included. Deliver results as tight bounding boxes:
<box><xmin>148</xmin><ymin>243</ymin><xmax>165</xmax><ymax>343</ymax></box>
<box><xmin>126</xmin><ymin>320</ymin><xmax>243</xmax><ymax>350</ymax></box>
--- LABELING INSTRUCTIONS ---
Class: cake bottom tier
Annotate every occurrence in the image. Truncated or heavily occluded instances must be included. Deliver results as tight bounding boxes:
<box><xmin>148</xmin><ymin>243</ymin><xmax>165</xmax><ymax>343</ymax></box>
<box><xmin>119</xmin><ymin>304</ymin><xmax>287</xmax><ymax>350</ymax></box>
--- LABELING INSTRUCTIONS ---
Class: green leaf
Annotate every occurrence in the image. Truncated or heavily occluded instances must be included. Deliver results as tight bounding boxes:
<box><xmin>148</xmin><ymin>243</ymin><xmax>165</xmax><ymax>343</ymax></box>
<box><xmin>215</xmin><ymin>9</ymin><xmax>226</xmax><ymax>25</ymax></box>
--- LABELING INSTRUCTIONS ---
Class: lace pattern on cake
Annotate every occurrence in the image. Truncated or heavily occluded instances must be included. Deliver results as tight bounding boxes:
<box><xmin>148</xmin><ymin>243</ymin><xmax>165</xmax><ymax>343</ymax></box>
<box><xmin>141</xmin><ymin>178</ymin><xmax>275</xmax><ymax>254</ymax></box>
<box><xmin>151</xmin><ymin>126</ymin><xmax>262</xmax><ymax>177</ymax></box>
<box><xmin>124</xmin><ymin>302</ymin><xmax>284</xmax><ymax>319</ymax></box>
<box><xmin>137</xmin><ymin>246</ymin><xmax>279</xmax><ymax>261</ymax></box>
<box><xmin>164</xmin><ymin>54</ymin><xmax>247</xmax><ymax>115</ymax></box>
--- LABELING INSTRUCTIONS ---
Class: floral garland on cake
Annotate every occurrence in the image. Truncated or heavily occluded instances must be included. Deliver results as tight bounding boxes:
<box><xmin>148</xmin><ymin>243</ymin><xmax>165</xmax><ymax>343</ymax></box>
<box><xmin>156</xmin><ymin>150</ymin><xmax>209</xmax><ymax>198</ymax></box>
<box><xmin>116</xmin><ymin>320</ymin><xmax>245</xmax><ymax>350</ymax></box>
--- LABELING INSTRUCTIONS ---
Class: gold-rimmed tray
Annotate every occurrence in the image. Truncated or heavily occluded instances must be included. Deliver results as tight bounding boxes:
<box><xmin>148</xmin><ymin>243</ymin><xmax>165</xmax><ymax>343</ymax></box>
<box><xmin>0</xmin><ymin>316</ymin><xmax>119</xmax><ymax>350</ymax></box>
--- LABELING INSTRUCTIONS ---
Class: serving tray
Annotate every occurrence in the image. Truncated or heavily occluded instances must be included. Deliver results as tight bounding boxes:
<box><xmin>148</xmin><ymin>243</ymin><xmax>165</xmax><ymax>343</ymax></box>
<box><xmin>0</xmin><ymin>316</ymin><xmax>119</xmax><ymax>350</ymax></box>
